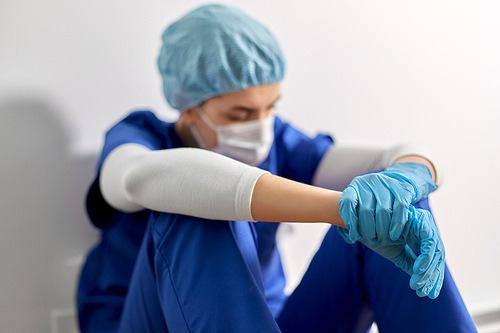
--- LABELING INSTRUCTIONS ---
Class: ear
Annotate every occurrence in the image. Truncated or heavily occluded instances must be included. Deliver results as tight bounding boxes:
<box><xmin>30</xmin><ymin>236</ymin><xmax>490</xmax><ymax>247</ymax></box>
<box><xmin>179</xmin><ymin>108</ymin><xmax>196</xmax><ymax>126</ymax></box>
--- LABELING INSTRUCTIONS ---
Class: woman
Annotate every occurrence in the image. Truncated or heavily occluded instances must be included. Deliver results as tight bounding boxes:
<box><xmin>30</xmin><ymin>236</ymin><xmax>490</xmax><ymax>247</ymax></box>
<box><xmin>77</xmin><ymin>5</ymin><xmax>475</xmax><ymax>332</ymax></box>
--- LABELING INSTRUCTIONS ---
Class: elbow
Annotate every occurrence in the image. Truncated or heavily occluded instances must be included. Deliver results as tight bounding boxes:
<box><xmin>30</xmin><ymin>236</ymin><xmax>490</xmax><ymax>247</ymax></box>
<box><xmin>99</xmin><ymin>165</ymin><xmax>144</xmax><ymax>213</ymax></box>
<box><xmin>119</xmin><ymin>168</ymin><xmax>149</xmax><ymax>212</ymax></box>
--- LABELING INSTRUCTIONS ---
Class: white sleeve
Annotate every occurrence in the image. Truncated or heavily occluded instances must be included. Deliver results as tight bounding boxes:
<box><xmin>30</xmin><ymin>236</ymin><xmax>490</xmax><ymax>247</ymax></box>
<box><xmin>99</xmin><ymin>143</ymin><xmax>268</xmax><ymax>221</ymax></box>
<box><xmin>312</xmin><ymin>144</ymin><xmax>441</xmax><ymax>191</ymax></box>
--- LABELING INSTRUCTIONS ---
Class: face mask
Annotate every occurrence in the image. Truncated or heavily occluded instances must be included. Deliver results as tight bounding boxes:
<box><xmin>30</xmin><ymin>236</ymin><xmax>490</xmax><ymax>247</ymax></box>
<box><xmin>190</xmin><ymin>107</ymin><xmax>275</xmax><ymax>166</ymax></box>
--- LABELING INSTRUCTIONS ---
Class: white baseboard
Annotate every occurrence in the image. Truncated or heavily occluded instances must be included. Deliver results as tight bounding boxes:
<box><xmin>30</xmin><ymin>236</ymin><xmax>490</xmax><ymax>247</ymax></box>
<box><xmin>470</xmin><ymin>300</ymin><xmax>500</xmax><ymax>333</ymax></box>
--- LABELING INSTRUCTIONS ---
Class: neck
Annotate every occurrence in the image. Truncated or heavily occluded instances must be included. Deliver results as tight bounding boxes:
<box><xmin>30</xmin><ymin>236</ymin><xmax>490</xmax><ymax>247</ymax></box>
<box><xmin>174</xmin><ymin>120</ymin><xmax>199</xmax><ymax>148</ymax></box>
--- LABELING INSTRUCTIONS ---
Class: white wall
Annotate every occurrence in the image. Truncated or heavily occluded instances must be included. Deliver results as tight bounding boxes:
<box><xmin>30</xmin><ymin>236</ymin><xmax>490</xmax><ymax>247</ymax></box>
<box><xmin>1</xmin><ymin>1</ymin><xmax>499</xmax><ymax>331</ymax></box>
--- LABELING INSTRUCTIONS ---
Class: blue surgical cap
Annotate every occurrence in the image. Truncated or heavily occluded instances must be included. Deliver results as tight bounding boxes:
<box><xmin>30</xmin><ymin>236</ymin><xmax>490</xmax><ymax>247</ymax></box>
<box><xmin>158</xmin><ymin>4</ymin><xmax>286</xmax><ymax>111</ymax></box>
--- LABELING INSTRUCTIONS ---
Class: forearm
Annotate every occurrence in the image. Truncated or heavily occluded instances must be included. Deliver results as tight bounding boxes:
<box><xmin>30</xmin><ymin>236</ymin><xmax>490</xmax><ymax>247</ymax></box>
<box><xmin>251</xmin><ymin>173</ymin><xmax>345</xmax><ymax>227</ymax></box>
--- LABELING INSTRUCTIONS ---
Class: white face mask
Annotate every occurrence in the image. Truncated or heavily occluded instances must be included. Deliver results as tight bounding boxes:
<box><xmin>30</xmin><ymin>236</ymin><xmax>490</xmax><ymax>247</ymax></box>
<box><xmin>190</xmin><ymin>107</ymin><xmax>275</xmax><ymax>166</ymax></box>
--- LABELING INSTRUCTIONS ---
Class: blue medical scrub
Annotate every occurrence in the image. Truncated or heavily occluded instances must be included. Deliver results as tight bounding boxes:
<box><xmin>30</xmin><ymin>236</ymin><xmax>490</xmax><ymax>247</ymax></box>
<box><xmin>77</xmin><ymin>111</ymin><xmax>476</xmax><ymax>333</ymax></box>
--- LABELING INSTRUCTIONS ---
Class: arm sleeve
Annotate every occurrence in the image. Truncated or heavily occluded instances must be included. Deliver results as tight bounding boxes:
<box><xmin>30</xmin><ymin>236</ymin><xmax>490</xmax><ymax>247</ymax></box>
<box><xmin>312</xmin><ymin>144</ymin><xmax>442</xmax><ymax>191</ymax></box>
<box><xmin>100</xmin><ymin>143</ymin><xmax>268</xmax><ymax>222</ymax></box>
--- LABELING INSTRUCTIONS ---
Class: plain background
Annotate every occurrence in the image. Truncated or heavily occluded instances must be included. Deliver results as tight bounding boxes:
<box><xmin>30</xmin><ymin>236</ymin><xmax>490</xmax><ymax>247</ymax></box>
<box><xmin>1</xmin><ymin>1</ymin><xmax>499</xmax><ymax>332</ymax></box>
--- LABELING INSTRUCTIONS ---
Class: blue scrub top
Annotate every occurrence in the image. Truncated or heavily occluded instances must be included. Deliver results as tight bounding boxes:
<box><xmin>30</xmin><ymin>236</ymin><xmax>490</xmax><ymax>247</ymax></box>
<box><xmin>77</xmin><ymin>111</ymin><xmax>333</xmax><ymax>332</ymax></box>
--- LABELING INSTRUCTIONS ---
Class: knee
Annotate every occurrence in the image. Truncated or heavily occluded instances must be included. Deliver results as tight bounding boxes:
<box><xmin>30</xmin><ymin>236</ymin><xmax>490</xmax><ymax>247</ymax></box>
<box><xmin>150</xmin><ymin>212</ymin><xmax>238</xmax><ymax>256</ymax></box>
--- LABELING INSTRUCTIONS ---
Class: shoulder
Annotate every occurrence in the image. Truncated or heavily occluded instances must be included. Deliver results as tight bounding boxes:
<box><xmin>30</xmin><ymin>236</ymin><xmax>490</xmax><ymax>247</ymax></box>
<box><xmin>106</xmin><ymin>111</ymin><xmax>172</xmax><ymax>144</ymax></box>
<box><xmin>116</xmin><ymin>110</ymin><xmax>167</xmax><ymax>128</ymax></box>
<box><xmin>97</xmin><ymin>110</ymin><xmax>179</xmax><ymax>171</ymax></box>
<box><xmin>272</xmin><ymin>116</ymin><xmax>334</xmax><ymax>184</ymax></box>
<box><xmin>274</xmin><ymin>116</ymin><xmax>334</xmax><ymax>155</ymax></box>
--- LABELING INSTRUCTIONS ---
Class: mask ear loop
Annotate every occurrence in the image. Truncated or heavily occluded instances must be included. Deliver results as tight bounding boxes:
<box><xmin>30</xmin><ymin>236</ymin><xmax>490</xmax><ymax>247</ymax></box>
<box><xmin>189</xmin><ymin>106</ymin><xmax>217</xmax><ymax>149</ymax></box>
<box><xmin>189</xmin><ymin>124</ymin><xmax>208</xmax><ymax>149</ymax></box>
<box><xmin>195</xmin><ymin>106</ymin><xmax>218</xmax><ymax>131</ymax></box>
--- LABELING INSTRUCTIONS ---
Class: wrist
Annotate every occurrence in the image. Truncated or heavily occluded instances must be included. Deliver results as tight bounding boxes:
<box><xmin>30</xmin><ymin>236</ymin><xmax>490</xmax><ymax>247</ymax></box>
<box><xmin>385</xmin><ymin>162</ymin><xmax>438</xmax><ymax>202</ymax></box>
<box><xmin>327</xmin><ymin>191</ymin><xmax>345</xmax><ymax>227</ymax></box>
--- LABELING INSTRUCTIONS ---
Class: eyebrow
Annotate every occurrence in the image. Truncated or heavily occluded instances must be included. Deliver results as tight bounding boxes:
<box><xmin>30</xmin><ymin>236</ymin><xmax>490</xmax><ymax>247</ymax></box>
<box><xmin>229</xmin><ymin>95</ymin><xmax>281</xmax><ymax>112</ymax></box>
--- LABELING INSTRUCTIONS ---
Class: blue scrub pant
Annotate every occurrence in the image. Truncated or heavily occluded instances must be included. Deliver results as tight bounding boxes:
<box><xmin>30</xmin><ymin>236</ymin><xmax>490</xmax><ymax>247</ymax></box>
<box><xmin>117</xmin><ymin>206</ymin><xmax>476</xmax><ymax>332</ymax></box>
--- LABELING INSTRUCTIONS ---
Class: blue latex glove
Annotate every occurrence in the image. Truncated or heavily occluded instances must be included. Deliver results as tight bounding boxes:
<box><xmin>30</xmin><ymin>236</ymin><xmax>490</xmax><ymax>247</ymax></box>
<box><xmin>339</xmin><ymin>162</ymin><xmax>438</xmax><ymax>243</ymax></box>
<box><xmin>404</xmin><ymin>206</ymin><xmax>446</xmax><ymax>299</ymax></box>
<box><xmin>338</xmin><ymin>162</ymin><xmax>443</xmax><ymax>298</ymax></box>
<box><xmin>339</xmin><ymin>202</ymin><xmax>445</xmax><ymax>298</ymax></box>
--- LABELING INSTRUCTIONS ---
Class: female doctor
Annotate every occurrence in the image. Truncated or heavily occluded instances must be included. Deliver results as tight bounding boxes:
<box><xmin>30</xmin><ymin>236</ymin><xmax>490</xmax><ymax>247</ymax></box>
<box><xmin>77</xmin><ymin>4</ymin><xmax>476</xmax><ymax>333</ymax></box>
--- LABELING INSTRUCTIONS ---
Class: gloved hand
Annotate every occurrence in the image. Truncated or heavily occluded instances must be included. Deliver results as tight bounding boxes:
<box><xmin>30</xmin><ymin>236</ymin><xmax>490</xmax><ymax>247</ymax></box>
<box><xmin>404</xmin><ymin>205</ymin><xmax>446</xmax><ymax>299</ymax></box>
<box><xmin>337</xmin><ymin>162</ymin><xmax>443</xmax><ymax>298</ymax></box>
<box><xmin>337</xmin><ymin>201</ymin><xmax>445</xmax><ymax>299</ymax></box>
<box><xmin>338</xmin><ymin>162</ymin><xmax>438</xmax><ymax>243</ymax></box>
<box><xmin>339</xmin><ymin>201</ymin><xmax>445</xmax><ymax>298</ymax></box>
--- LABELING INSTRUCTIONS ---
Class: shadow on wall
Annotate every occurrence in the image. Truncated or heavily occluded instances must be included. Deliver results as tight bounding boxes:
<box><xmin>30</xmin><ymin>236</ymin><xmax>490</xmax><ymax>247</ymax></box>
<box><xmin>0</xmin><ymin>96</ymin><xmax>99</xmax><ymax>333</ymax></box>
